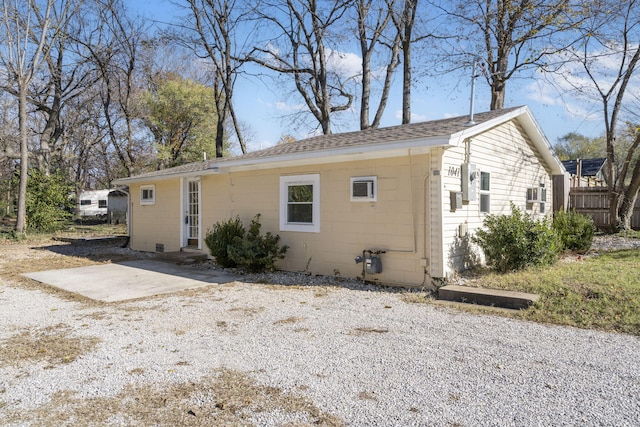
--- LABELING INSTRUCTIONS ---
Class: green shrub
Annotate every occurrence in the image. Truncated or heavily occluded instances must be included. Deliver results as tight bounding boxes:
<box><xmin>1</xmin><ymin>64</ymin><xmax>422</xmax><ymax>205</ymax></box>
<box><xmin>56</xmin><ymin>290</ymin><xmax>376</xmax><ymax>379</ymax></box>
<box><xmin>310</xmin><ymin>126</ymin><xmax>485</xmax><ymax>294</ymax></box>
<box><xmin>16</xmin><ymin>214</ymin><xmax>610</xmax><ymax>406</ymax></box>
<box><xmin>227</xmin><ymin>214</ymin><xmax>289</xmax><ymax>273</ymax></box>
<box><xmin>552</xmin><ymin>209</ymin><xmax>595</xmax><ymax>253</ymax></box>
<box><xmin>204</xmin><ymin>216</ymin><xmax>245</xmax><ymax>268</ymax></box>
<box><xmin>26</xmin><ymin>170</ymin><xmax>74</xmax><ymax>232</ymax></box>
<box><xmin>205</xmin><ymin>214</ymin><xmax>289</xmax><ymax>272</ymax></box>
<box><xmin>472</xmin><ymin>203</ymin><xmax>561</xmax><ymax>273</ymax></box>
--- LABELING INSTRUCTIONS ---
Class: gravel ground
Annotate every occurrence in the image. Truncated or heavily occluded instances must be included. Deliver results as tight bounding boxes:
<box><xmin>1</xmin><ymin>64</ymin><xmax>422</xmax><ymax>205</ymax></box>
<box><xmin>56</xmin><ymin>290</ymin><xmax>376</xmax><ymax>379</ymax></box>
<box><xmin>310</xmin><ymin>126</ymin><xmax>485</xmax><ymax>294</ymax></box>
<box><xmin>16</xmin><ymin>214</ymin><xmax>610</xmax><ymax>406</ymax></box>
<box><xmin>1</xmin><ymin>240</ymin><xmax>639</xmax><ymax>426</ymax></box>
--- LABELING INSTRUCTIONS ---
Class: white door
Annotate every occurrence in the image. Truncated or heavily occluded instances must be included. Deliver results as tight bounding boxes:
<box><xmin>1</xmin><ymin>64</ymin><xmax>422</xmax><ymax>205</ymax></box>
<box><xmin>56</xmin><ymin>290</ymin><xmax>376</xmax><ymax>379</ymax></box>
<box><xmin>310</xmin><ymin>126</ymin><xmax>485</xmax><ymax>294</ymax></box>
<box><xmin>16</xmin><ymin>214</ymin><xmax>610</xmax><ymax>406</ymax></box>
<box><xmin>184</xmin><ymin>180</ymin><xmax>201</xmax><ymax>248</ymax></box>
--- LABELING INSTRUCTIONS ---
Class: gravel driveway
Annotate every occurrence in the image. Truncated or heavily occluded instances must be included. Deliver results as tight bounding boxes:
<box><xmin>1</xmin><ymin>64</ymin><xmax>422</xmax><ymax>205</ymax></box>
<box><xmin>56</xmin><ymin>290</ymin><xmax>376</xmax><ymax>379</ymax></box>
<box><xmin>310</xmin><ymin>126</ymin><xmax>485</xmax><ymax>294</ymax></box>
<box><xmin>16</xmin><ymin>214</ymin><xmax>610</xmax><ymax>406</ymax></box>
<box><xmin>1</xmin><ymin>258</ymin><xmax>639</xmax><ymax>426</ymax></box>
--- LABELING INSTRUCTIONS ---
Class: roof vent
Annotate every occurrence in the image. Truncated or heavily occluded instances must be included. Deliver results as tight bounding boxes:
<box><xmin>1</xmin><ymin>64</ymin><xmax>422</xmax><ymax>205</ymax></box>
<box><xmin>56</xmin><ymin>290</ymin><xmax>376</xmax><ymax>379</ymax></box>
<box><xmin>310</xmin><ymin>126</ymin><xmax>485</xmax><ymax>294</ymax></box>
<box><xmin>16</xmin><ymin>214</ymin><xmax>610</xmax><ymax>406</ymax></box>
<box><xmin>465</xmin><ymin>57</ymin><xmax>483</xmax><ymax>126</ymax></box>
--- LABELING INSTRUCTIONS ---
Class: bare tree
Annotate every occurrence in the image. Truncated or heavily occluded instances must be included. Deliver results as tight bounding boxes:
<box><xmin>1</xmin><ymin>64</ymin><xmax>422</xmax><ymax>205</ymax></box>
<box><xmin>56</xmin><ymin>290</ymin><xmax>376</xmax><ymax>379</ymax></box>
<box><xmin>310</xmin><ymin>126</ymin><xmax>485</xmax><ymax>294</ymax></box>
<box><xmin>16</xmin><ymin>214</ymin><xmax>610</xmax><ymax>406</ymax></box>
<box><xmin>390</xmin><ymin>0</ymin><xmax>421</xmax><ymax>124</ymax></box>
<box><xmin>437</xmin><ymin>0</ymin><xmax>581</xmax><ymax>110</ymax></box>
<box><xmin>554</xmin><ymin>0</ymin><xmax>640</xmax><ymax>230</ymax></box>
<box><xmin>0</xmin><ymin>0</ymin><xmax>54</xmax><ymax>233</ymax></box>
<box><xmin>180</xmin><ymin>0</ymin><xmax>250</xmax><ymax>156</ymax></box>
<box><xmin>355</xmin><ymin>0</ymin><xmax>401</xmax><ymax>129</ymax></box>
<box><xmin>76</xmin><ymin>0</ymin><xmax>152</xmax><ymax>177</ymax></box>
<box><xmin>29</xmin><ymin>0</ymin><xmax>91</xmax><ymax>174</ymax></box>
<box><xmin>248</xmin><ymin>0</ymin><xmax>353</xmax><ymax>135</ymax></box>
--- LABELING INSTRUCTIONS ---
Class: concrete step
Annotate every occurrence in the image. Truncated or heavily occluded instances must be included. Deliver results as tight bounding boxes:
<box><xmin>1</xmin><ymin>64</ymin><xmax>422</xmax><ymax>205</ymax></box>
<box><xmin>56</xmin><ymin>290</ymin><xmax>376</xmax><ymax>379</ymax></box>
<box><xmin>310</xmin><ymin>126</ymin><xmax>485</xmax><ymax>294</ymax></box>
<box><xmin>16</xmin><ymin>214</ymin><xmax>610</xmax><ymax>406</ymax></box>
<box><xmin>159</xmin><ymin>249</ymin><xmax>209</xmax><ymax>265</ymax></box>
<box><xmin>54</xmin><ymin>236</ymin><xmax>129</xmax><ymax>247</ymax></box>
<box><xmin>438</xmin><ymin>284</ymin><xmax>539</xmax><ymax>310</ymax></box>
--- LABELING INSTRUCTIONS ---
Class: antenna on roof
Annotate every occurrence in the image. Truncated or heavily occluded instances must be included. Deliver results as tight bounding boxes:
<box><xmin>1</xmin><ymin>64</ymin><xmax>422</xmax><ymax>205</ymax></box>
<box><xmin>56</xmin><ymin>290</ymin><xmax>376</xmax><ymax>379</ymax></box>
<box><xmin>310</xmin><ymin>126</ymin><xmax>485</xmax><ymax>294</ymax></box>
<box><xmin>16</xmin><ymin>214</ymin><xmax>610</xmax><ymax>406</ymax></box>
<box><xmin>465</xmin><ymin>57</ymin><xmax>482</xmax><ymax>126</ymax></box>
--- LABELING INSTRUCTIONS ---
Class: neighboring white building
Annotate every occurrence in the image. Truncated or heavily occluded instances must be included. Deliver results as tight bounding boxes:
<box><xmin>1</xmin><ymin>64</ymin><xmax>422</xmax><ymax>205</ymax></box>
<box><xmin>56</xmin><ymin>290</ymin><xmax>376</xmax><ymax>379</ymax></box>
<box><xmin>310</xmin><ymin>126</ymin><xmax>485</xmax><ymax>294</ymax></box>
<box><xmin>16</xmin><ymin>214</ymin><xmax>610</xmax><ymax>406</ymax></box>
<box><xmin>78</xmin><ymin>189</ymin><xmax>110</xmax><ymax>217</ymax></box>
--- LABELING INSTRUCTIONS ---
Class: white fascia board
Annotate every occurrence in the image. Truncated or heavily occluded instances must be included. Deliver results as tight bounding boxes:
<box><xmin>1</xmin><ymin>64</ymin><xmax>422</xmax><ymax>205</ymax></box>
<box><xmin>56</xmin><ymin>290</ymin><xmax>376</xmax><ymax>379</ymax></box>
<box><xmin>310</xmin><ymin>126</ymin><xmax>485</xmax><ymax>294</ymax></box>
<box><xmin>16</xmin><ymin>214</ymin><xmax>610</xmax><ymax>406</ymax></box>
<box><xmin>114</xmin><ymin>135</ymin><xmax>453</xmax><ymax>184</ymax></box>
<box><xmin>448</xmin><ymin>106</ymin><xmax>528</xmax><ymax>146</ymax></box>
<box><xmin>449</xmin><ymin>106</ymin><xmax>566</xmax><ymax>176</ymax></box>
<box><xmin>513</xmin><ymin>107</ymin><xmax>566</xmax><ymax>175</ymax></box>
<box><xmin>113</xmin><ymin>168</ymin><xmax>219</xmax><ymax>185</ymax></box>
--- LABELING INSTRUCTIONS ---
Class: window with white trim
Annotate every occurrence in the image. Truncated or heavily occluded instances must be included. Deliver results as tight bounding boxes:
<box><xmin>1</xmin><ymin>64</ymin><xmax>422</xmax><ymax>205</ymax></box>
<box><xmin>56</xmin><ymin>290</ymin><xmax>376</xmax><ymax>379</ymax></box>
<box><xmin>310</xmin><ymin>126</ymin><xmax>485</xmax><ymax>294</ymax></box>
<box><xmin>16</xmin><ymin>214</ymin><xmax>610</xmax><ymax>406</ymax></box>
<box><xmin>280</xmin><ymin>174</ymin><xmax>320</xmax><ymax>232</ymax></box>
<box><xmin>140</xmin><ymin>185</ymin><xmax>155</xmax><ymax>205</ymax></box>
<box><xmin>350</xmin><ymin>176</ymin><xmax>377</xmax><ymax>202</ymax></box>
<box><xmin>479</xmin><ymin>172</ymin><xmax>490</xmax><ymax>213</ymax></box>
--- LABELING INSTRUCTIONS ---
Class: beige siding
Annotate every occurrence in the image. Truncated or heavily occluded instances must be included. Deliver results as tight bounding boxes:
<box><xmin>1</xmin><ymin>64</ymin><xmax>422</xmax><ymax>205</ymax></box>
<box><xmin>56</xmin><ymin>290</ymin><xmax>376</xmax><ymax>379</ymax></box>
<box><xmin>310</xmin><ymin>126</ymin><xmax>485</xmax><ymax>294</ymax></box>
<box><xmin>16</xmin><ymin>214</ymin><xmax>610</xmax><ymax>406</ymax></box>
<box><xmin>129</xmin><ymin>180</ymin><xmax>182</xmax><ymax>252</ymax></box>
<box><xmin>201</xmin><ymin>155</ymin><xmax>433</xmax><ymax>286</ymax></box>
<box><xmin>440</xmin><ymin>121</ymin><xmax>553</xmax><ymax>275</ymax></box>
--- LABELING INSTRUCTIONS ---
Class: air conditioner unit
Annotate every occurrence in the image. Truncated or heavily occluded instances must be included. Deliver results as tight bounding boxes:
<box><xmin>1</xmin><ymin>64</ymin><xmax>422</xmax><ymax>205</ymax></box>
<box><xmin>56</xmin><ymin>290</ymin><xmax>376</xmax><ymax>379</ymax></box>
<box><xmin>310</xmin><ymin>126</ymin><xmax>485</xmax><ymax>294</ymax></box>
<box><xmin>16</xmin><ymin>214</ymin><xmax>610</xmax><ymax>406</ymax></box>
<box><xmin>527</xmin><ymin>185</ymin><xmax>548</xmax><ymax>203</ymax></box>
<box><xmin>526</xmin><ymin>187</ymin><xmax>540</xmax><ymax>203</ymax></box>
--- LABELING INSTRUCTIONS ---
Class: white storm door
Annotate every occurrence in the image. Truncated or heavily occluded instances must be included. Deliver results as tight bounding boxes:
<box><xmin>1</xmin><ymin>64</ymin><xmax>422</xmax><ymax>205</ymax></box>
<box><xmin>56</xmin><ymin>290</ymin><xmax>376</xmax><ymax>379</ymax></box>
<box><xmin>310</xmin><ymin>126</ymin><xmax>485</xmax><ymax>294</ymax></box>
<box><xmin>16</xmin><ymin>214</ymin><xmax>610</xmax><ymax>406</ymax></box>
<box><xmin>185</xmin><ymin>179</ymin><xmax>201</xmax><ymax>248</ymax></box>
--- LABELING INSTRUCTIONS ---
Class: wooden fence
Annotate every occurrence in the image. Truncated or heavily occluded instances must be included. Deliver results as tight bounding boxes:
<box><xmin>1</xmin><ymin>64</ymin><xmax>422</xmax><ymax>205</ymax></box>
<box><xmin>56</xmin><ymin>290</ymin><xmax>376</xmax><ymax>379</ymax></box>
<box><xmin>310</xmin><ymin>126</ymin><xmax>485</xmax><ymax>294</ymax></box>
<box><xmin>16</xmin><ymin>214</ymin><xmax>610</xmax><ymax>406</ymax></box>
<box><xmin>569</xmin><ymin>187</ymin><xmax>640</xmax><ymax>230</ymax></box>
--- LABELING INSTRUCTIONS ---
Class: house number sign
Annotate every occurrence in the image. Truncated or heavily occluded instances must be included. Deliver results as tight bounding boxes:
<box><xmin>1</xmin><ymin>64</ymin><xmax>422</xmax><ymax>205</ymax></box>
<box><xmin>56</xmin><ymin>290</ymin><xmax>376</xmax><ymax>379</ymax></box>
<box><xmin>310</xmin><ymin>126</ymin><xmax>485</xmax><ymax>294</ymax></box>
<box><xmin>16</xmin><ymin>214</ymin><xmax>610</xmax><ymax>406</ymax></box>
<box><xmin>447</xmin><ymin>166</ymin><xmax>460</xmax><ymax>177</ymax></box>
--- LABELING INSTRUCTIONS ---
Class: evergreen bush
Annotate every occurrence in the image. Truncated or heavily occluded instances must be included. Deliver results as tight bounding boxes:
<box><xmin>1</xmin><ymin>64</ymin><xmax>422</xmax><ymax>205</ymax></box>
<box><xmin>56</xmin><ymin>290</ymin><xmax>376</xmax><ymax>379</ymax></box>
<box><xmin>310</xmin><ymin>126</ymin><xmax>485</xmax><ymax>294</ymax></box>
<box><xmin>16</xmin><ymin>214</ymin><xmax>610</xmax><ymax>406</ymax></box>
<box><xmin>553</xmin><ymin>209</ymin><xmax>595</xmax><ymax>253</ymax></box>
<box><xmin>205</xmin><ymin>214</ymin><xmax>288</xmax><ymax>272</ymax></box>
<box><xmin>204</xmin><ymin>216</ymin><xmax>245</xmax><ymax>268</ymax></box>
<box><xmin>26</xmin><ymin>170</ymin><xmax>74</xmax><ymax>232</ymax></box>
<box><xmin>227</xmin><ymin>214</ymin><xmax>289</xmax><ymax>273</ymax></box>
<box><xmin>472</xmin><ymin>203</ymin><xmax>561</xmax><ymax>273</ymax></box>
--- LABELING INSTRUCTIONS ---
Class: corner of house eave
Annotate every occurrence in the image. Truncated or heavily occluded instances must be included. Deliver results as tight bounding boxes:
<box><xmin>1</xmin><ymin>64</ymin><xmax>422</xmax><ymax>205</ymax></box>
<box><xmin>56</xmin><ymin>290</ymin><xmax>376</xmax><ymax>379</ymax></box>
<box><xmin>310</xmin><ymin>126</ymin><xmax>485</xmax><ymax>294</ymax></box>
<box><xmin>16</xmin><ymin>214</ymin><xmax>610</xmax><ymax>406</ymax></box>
<box><xmin>112</xmin><ymin>168</ymin><xmax>222</xmax><ymax>186</ymax></box>
<box><xmin>450</xmin><ymin>106</ymin><xmax>529</xmax><ymax>144</ymax></box>
<box><xmin>516</xmin><ymin>108</ymin><xmax>566</xmax><ymax>175</ymax></box>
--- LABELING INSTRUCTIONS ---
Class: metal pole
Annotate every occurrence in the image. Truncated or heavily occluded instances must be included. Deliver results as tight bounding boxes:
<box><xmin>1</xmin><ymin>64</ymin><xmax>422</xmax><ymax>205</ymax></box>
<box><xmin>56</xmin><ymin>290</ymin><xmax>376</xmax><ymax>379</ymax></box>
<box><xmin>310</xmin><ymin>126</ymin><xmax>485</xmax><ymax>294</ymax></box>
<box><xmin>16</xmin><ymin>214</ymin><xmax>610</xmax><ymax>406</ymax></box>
<box><xmin>466</xmin><ymin>58</ymin><xmax>478</xmax><ymax>126</ymax></box>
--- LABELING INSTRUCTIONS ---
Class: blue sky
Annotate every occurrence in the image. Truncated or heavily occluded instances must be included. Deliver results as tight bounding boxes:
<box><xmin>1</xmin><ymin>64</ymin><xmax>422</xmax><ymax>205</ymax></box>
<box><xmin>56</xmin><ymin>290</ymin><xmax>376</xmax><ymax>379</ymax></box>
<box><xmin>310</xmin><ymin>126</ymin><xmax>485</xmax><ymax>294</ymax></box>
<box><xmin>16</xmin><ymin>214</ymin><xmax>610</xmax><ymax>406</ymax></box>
<box><xmin>130</xmin><ymin>0</ymin><xmax>607</xmax><ymax>153</ymax></box>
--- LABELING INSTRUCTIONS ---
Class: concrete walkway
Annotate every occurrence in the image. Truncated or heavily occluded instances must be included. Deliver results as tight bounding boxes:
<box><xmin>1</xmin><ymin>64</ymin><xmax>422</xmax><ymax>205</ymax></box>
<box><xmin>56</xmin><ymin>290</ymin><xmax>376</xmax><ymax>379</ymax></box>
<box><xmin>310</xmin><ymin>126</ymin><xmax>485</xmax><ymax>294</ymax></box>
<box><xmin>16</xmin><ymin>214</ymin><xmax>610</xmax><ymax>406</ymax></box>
<box><xmin>23</xmin><ymin>260</ymin><xmax>239</xmax><ymax>302</ymax></box>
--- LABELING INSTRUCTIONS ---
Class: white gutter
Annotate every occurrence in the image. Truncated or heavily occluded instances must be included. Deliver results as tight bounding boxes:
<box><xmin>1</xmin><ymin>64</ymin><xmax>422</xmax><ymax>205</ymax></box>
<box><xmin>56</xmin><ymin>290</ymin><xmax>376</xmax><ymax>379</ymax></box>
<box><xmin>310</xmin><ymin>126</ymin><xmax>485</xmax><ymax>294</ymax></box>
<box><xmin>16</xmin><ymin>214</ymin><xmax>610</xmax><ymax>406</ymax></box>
<box><xmin>115</xmin><ymin>136</ymin><xmax>452</xmax><ymax>185</ymax></box>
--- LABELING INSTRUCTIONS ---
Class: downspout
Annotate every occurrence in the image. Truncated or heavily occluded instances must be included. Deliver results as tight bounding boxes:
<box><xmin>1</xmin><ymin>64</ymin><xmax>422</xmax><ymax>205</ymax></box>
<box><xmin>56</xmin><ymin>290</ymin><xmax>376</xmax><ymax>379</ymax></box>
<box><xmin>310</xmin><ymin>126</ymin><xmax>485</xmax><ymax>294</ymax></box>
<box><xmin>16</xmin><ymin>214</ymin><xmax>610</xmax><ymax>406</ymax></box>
<box><xmin>380</xmin><ymin>149</ymin><xmax>417</xmax><ymax>254</ymax></box>
<box><xmin>422</xmin><ymin>171</ymin><xmax>432</xmax><ymax>288</ymax></box>
<box><xmin>122</xmin><ymin>187</ymin><xmax>131</xmax><ymax>247</ymax></box>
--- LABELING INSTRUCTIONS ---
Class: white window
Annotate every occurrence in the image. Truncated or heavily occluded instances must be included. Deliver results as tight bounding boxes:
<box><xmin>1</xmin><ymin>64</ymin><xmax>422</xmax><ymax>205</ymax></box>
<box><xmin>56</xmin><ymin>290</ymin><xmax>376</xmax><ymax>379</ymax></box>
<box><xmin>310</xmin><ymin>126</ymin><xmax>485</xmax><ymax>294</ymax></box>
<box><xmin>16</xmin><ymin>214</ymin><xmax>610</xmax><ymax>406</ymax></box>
<box><xmin>140</xmin><ymin>185</ymin><xmax>155</xmax><ymax>205</ymax></box>
<box><xmin>540</xmin><ymin>184</ymin><xmax>547</xmax><ymax>214</ymax></box>
<box><xmin>480</xmin><ymin>172</ymin><xmax>490</xmax><ymax>213</ymax></box>
<box><xmin>350</xmin><ymin>176</ymin><xmax>377</xmax><ymax>202</ymax></box>
<box><xmin>280</xmin><ymin>174</ymin><xmax>320</xmax><ymax>232</ymax></box>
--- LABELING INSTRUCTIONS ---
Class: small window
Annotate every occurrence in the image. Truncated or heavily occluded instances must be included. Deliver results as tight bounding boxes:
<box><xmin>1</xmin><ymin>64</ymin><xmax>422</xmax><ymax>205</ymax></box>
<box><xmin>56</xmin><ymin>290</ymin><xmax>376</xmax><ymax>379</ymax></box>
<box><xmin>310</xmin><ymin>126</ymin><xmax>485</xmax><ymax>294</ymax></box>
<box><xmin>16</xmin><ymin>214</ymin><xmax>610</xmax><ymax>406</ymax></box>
<box><xmin>480</xmin><ymin>172</ymin><xmax>490</xmax><ymax>213</ymax></box>
<box><xmin>280</xmin><ymin>174</ymin><xmax>320</xmax><ymax>232</ymax></box>
<box><xmin>350</xmin><ymin>176</ymin><xmax>377</xmax><ymax>202</ymax></box>
<box><xmin>540</xmin><ymin>184</ymin><xmax>547</xmax><ymax>213</ymax></box>
<box><xmin>140</xmin><ymin>185</ymin><xmax>155</xmax><ymax>205</ymax></box>
<box><xmin>98</xmin><ymin>200</ymin><xmax>107</xmax><ymax>209</ymax></box>
<box><xmin>80</xmin><ymin>199</ymin><xmax>91</xmax><ymax>206</ymax></box>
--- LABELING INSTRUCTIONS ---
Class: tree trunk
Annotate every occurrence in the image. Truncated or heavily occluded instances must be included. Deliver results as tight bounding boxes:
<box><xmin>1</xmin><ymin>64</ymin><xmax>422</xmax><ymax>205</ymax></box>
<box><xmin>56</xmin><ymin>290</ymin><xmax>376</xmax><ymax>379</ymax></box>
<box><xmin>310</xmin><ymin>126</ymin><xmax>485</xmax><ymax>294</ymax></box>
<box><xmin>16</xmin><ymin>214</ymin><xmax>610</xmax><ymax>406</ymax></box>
<box><xmin>215</xmin><ymin>118</ymin><xmax>225</xmax><ymax>158</ymax></box>
<box><xmin>401</xmin><ymin>37</ymin><xmax>411</xmax><ymax>124</ymax></box>
<box><xmin>490</xmin><ymin>82</ymin><xmax>505</xmax><ymax>110</ymax></box>
<box><xmin>15</xmin><ymin>85</ymin><xmax>29</xmax><ymax>234</ymax></box>
<box><xmin>617</xmin><ymin>133</ymin><xmax>640</xmax><ymax>230</ymax></box>
<box><xmin>360</xmin><ymin>50</ymin><xmax>371</xmax><ymax>130</ymax></box>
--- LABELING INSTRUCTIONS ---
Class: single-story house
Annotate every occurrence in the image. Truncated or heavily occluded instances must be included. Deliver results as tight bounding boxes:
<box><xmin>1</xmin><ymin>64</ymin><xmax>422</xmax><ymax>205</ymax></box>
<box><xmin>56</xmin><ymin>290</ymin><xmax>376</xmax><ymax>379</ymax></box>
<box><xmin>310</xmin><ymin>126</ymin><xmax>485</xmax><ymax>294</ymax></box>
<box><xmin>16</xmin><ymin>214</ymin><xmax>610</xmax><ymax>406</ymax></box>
<box><xmin>114</xmin><ymin>106</ymin><xmax>566</xmax><ymax>287</ymax></box>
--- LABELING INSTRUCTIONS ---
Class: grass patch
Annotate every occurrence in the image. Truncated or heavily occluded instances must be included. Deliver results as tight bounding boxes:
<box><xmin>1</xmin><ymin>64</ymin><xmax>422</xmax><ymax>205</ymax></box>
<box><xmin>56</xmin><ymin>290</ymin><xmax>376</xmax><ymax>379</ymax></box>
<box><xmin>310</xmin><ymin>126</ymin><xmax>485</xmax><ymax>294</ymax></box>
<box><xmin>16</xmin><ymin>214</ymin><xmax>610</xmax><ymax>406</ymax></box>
<box><xmin>0</xmin><ymin>324</ymin><xmax>101</xmax><ymax>367</ymax></box>
<box><xmin>3</xmin><ymin>368</ymin><xmax>343</xmax><ymax>426</ymax></box>
<box><xmin>467</xmin><ymin>249</ymin><xmax>640</xmax><ymax>335</ymax></box>
<box><xmin>0</xmin><ymin>219</ymin><xmax>126</xmax><ymax>243</ymax></box>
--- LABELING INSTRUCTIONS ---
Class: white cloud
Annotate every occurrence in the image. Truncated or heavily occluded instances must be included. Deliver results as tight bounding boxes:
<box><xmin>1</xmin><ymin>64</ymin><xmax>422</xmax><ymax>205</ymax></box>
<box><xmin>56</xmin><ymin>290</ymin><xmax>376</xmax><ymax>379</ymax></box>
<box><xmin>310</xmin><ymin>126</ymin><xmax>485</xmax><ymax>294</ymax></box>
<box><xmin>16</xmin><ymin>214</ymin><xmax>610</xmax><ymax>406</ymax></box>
<box><xmin>325</xmin><ymin>49</ymin><xmax>362</xmax><ymax>80</ymax></box>
<box><xmin>394</xmin><ymin>110</ymin><xmax>429</xmax><ymax>122</ymax></box>
<box><xmin>274</xmin><ymin>100</ymin><xmax>306</xmax><ymax>112</ymax></box>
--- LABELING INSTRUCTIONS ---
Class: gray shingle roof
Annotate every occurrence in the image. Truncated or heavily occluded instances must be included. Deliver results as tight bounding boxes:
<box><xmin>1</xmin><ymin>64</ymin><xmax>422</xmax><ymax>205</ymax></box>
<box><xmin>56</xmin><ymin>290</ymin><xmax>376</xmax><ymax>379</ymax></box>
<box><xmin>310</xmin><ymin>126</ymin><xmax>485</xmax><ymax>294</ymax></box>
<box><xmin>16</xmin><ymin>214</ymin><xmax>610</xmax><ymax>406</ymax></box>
<box><xmin>116</xmin><ymin>107</ymin><xmax>522</xmax><ymax>183</ymax></box>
